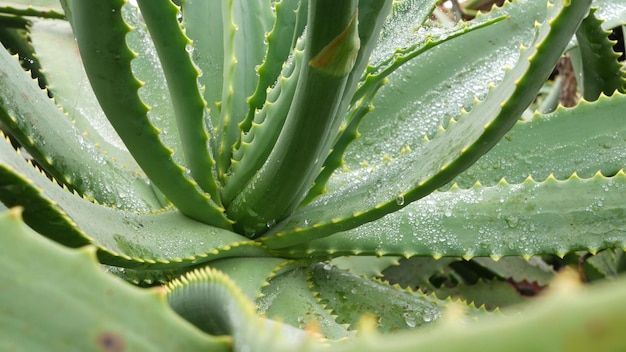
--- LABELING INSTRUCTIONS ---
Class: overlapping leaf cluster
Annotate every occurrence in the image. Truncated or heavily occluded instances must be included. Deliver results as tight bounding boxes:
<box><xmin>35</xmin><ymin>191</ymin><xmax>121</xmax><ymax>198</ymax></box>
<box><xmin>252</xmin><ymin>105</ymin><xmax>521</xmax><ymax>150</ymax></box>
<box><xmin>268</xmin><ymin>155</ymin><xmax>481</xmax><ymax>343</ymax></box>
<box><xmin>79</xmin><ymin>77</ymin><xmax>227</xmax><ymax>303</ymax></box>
<box><xmin>0</xmin><ymin>0</ymin><xmax>625</xmax><ymax>350</ymax></box>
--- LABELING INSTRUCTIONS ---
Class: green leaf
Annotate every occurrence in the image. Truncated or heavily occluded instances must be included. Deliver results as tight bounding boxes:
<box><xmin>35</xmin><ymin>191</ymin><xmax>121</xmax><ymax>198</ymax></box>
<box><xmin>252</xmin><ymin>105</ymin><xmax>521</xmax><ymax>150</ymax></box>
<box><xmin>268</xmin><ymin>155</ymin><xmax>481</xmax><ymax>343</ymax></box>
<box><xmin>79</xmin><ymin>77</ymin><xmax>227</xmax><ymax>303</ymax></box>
<box><xmin>453</xmin><ymin>92</ymin><xmax>626</xmax><ymax>187</ymax></box>
<box><xmin>166</xmin><ymin>266</ymin><xmax>319</xmax><ymax>351</ymax></box>
<box><xmin>326</xmin><ymin>271</ymin><xmax>626</xmax><ymax>352</ymax></box>
<box><xmin>308</xmin><ymin>10</ymin><xmax>359</xmax><ymax>77</ymax></box>
<box><xmin>29</xmin><ymin>19</ymin><xmax>144</xmax><ymax>179</ymax></box>
<box><xmin>207</xmin><ymin>257</ymin><xmax>293</xmax><ymax>301</ymax></box>
<box><xmin>0</xmin><ymin>208</ymin><xmax>229</xmax><ymax>351</ymax></box>
<box><xmin>226</xmin><ymin>0</ymin><xmax>362</xmax><ymax>235</ymax></box>
<box><xmin>0</xmin><ymin>134</ymin><xmax>269</xmax><ymax>268</ymax></box>
<box><xmin>215</xmin><ymin>0</ymin><xmax>274</xmax><ymax>179</ymax></box>
<box><xmin>383</xmin><ymin>257</ymin><xmax>460</xmax><ymax>292</ymax></box>
<box><xmin>433</xmin><ymin>279</ymin><xmax>530</xmax><ymax>310</ymax></box>
<box><xmin>309</xmin><ymin>263</ymin><xmax>447</xmax><ymax>332</ymax></box>
<box><xmin>136</xmin><ymin>0</ymin><xmax>221</xmax><ymax>202</ymax></box>
<box><xmin>472</xmin><ymin>257</ymin><xmax>555</xmax><ymax>286</ymax></box>
<box><xmin>330</xmin><ymin>256</ymin><xmax>400</xmax><ymax>278</ymax></box>
<box><xmin>0</xmin><ymin>41</ymin><xmax>160</xmax><ymax>211</ymax></box>
<box><xmin>257</xmin><ymin>266</ymin><xmax>352</xmax><ymax>340</ymax></box>
<box><xmin>67</xmin><ymin>0</ymin><xmax>231</xmax><ymax>228</ymax></box>
<box><xmin>222</xmin><ymin>36</ymin><xmax>305</xmax><ymax>204</ymax></box>
<box><xmin>280</xmin><ymin>172</ymin><xmax>626</xmax><ymax>260</ymax></box>
<box><xmin>575</xmin><ymin>8</ymin><xmax>626</xmax><ymax>100</ymax></box>
<box><xmin>262</xmin><ymin>0</ymin><xmax>592</xmax><ymax>248</ymax></box>
<box><xmin>180</xmin><ymin>0</ymin><xmax>223</xmax><ymax>131</ymax></box>
<box><xmin>367</xmin><ymin>0</ymin><xmax>438</xmax><ymax>68</ymax></box>
<box><xmin>240</xmin><ymin>0</ymin><xmax>304</xmax><ymax>133</ymax></box>
<box><xmin>593</xmin><ymin>0</ymin><xmax>626</xmax><ymax>29</ymax></box>
<box><xmin>0</xmin><ymin>0</ymin><xmax>63</xmax><ymax>18</ymax></box>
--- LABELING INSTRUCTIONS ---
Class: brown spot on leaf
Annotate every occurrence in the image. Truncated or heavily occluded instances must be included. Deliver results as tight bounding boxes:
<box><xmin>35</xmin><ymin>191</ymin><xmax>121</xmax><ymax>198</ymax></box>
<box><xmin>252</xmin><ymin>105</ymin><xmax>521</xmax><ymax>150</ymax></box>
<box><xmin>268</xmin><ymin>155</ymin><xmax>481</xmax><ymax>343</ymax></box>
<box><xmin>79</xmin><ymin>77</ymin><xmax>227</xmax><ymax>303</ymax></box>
<box><xmin>97</xmin><ymin>332</ymin><xmax>124</xmax><ymax>352</ymax></box>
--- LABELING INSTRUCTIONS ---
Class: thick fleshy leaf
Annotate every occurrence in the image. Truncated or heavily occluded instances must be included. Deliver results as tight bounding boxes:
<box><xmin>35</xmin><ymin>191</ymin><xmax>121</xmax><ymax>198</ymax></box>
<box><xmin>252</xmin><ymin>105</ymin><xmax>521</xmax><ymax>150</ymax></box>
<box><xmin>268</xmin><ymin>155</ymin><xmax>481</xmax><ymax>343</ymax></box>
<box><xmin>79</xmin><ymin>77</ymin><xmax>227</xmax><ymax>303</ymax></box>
<box><xmin>472</xmin><ymin>257</ymin><xmax>555</xmax><ymax>286</ymax></box>
<box><xmin>575</xmin><ymin>8</ymin><xmax>626</xmax><ymax>100</ymax></box>
<box><xmin>66</xmin><ymin>0</ymin><xmax>231</xmax><ymax>227</ymax></box>
<box><xmin>367</xmin><ymin>0</ymin><xmax>437</xmax><ymax>68</ymax></box>
<box><xmin>305</xmin><ymin>16</ymin><xmax>506</xmax><ymax>205</ymax></box>
<box><xmin>383</xmin><ymin>257</ymin><xmax>460</xmax><ymax>292</ymax></box>
<box><xmin>433</xmin><ymin>279</ymin><xmax>530</xmax><ymax>310</ymax></box>
<box><xmin>0</xmin><ymin>41</ymin><xmax>160</xmax><ymax>211</ymax></box>
<box><xmin>325</xmin><ymin>271</ymin><xmax>626</xmax><ymax>352</ymax></box>
<box><xmin>215</xmin><ymin>0</ymin><xmax>274</xmax><ymax>179</ymax></box>
<box><xmin>0</xmin><ymin>134</ymin><xmax>269</xmax><ymax>268</ymax></box>
<box><xmin>593</xmin><ymin>0</ymin><xmax>626</xmax><ymax>29</ymax></box>
<box><xmin>309</xmin><ymin>263</ymin><xmax>447</xmax><ymax>332</ymax></box>
<box><xmin>121</xmin><ymin>2</ymin><xmax>183</xmax><ymax>170</ymax></box>
<box><xmin>240</xmin><ymin>0</ymin><xmax>304</xmax><ymax>132</ymax></box>
<box><xmin>207</xmin><ymin>257</ymin><xmax>294</xmax><ymax>301</ymax></box>
<box><xmin>262</xmin><ymin>0</ymin><xmax>592</xmax><ymax>248</ymax></box>
<box><xmin>343</xmin><ymin>0</ymin><xmax>546</xmax><ymax>172</ymax></box>
<box><xmin>29</xmin><ymin>19</ymin><xmax>142</xmax><ymax>174</ymax></box>
<box><xmin>0</xmin><ymin>208</ymin><xmax>228</xmax><ymax>351</ymax></box>
<box><xmin>330</xmin><ymin>256</ymin><xmax>400</xmax><ymax>278</ymax></box>
<box><xmin>222</xmin><ymin>37</ymin><xmax>305</xmax><ymax>203</ymax></box>
<box><xmin>0</xmin><ymin>0</ymin><xmax>63</xmax><ymax>18</ymax></box>
<box><xmin>452</xmin><ymin>92</ymin><xmax>626</xmax><ymax>188</ymax></box>
<box><xmin>180</xmin><ymin>0</ymin><xmax>223</xmax><ymax>129</ymax></box>
<box><xmin>257</xmin><ymin>266</ymin><xmax>352</xmax><ymax>340</ymax></box>
<box><xmin>136</xmin><ymin>0</ymin><xmax>221</xmax><ymax>202</ymax></box>
<box><xmin>166</xmin><ymin>266</ymin><xmax>320</xmax><ymax>351</ymax></box>
<box><xmin>279</xmin><ymin>172</ymin><xmax>626</xmax><ymax>260</ymax></box>
<box><xmin>226</xmin><ymin>0</ymin><xmax>362</xmax><ymax>235</ymax></box>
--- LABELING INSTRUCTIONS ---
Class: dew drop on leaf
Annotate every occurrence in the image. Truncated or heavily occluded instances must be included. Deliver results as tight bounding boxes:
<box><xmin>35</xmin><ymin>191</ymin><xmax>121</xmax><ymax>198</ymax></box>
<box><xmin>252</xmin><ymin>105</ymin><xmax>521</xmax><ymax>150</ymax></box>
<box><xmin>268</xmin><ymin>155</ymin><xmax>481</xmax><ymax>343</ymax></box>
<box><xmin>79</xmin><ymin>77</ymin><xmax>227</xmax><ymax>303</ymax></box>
<box><xmin>395</xmin><ymin>195</ymin><xmax>405</xmax><ymax>206</ymax></box>
<box><xmin>402</xmin><ymin>312</ymin><xmax>417</xmax><ymax>328</ymax></box>
<box><xmin>504</xmin><ymin>216</ymin><xmax>519</xmax><ymax>228</ymax></box>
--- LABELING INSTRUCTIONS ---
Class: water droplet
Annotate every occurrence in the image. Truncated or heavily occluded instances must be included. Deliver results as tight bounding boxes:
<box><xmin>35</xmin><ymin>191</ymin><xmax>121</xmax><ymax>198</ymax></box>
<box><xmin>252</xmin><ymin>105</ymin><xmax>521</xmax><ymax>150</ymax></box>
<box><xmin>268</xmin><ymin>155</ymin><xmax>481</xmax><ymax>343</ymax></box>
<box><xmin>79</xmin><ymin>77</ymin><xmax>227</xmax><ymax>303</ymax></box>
<box><xmin>304</xmin><ymin>219</ymin><xmax>311</xmax><ymax>225</ymax></box>
<box><xmin>266</xmin><ymin>219</ymin><xmax>276</xmax><ymax>228</ymax></box>
<box><xmin>403</xmin><ymin>313</ymin><xmax>417</xmax><ymax>328</ymax></box>
<box><xmin>395</xmin><ymin>195</ymin><xmax>405</xmax><ymax>206</ymax></box>
<box><xmin>322</xmin><ymin>263</ymin><xmax>332</xmax><ymax>271</ymax></box>
<box><xmin>185</xmin><ymin>44</ymin><xmax>194</xmax><ymax>53</ymax></box>
<box><xmin>423</xmin><ymin>314</ymin><xmax>433</xmax><ymax>323</ymax></box>
<box><xmin>504</xmin><ymin>216</ymin><xmax>519</xmax><ymax>228</ymax></box>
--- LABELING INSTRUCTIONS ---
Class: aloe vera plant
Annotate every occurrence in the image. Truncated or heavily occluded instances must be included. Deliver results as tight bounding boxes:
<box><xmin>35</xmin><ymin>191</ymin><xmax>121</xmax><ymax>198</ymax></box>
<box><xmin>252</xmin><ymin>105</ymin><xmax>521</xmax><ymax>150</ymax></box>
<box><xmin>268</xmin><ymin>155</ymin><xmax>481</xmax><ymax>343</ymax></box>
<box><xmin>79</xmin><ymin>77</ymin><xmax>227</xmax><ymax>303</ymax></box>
<box><xmin>1</xmin><ymin>0</ymin><xmax>626</xmax><ymax>350</ymax></box>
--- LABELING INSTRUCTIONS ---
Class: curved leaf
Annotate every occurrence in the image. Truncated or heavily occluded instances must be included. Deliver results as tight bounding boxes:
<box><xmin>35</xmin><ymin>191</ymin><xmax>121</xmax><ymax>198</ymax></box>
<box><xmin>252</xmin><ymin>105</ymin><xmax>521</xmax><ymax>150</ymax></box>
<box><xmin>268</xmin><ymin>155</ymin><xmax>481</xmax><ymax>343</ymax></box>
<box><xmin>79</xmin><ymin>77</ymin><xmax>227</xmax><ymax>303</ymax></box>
<box><xmin>226</xmin><ymin>0</ymin><xmax>360</xmax><ymax>235</ymax></box>
<box><xmin>257</xmin><ymin>266</ymin><xmax>352</xmax><ymax>340</ymax></box>
<box><xmin>0</xmin><ymin>134</ymin><xmax>269</xmax><ymax>268</ymax></box>
<box><xmin>262</xmin><ymin>0</ymin><xmax>592</xmax><ymax>248</ymax></box>
<box><xmin>452</xmin><ymin>92</ymin><xmax>626</xmax><ymax>188</ymax></box>
<box><xmin>67</xmin><ymin>0</ymin><xmax>231</xmax><ymax>227</ymax></box>
<box><xmin>0</xmin><ymin>37</ymin><xmax>160</xmax><ymax>211</ymax></box>
<box><xmin>137</xmin><ymin>0</ymin><xmax>221</xmax><ymax>202</ymax></box>
<box><xmin>215</xmin><ymin>0</ymin><xmax>273</xmax><ymax>178</ymax></box>
<box><xmin>166</xmin><ymin>266</ymin><xmax>319</xmax><ymax>351</ymax></box>
<box><xmin>280</xmin><ymin>172</ymin><xmax>626</xmax><ymax>260</ymax></box>
<box><xmin>0</xmin><ymin>208</ymin><xmax>228</xmax><ymax>351</ymax></box>
<box><xmin>326</xmin><ymin>271</ymin><xmax>626</xmax><ymax>352</ymax></box>
<box><xmin>575</xmin><ymin>8</ymin><xmax>626</xmax><ymax>100</ymax></box>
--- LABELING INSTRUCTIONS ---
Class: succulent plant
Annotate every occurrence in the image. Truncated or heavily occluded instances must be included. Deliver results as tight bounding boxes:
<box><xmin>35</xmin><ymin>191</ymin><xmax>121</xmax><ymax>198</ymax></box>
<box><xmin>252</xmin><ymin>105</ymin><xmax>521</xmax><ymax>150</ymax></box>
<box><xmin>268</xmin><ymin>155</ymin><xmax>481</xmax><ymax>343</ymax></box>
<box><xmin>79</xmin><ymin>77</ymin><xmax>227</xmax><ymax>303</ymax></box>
<box><xmin>1</xmin><ymin>0</ymin><xmax>626</xmax><ymax>350</ymax></box>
